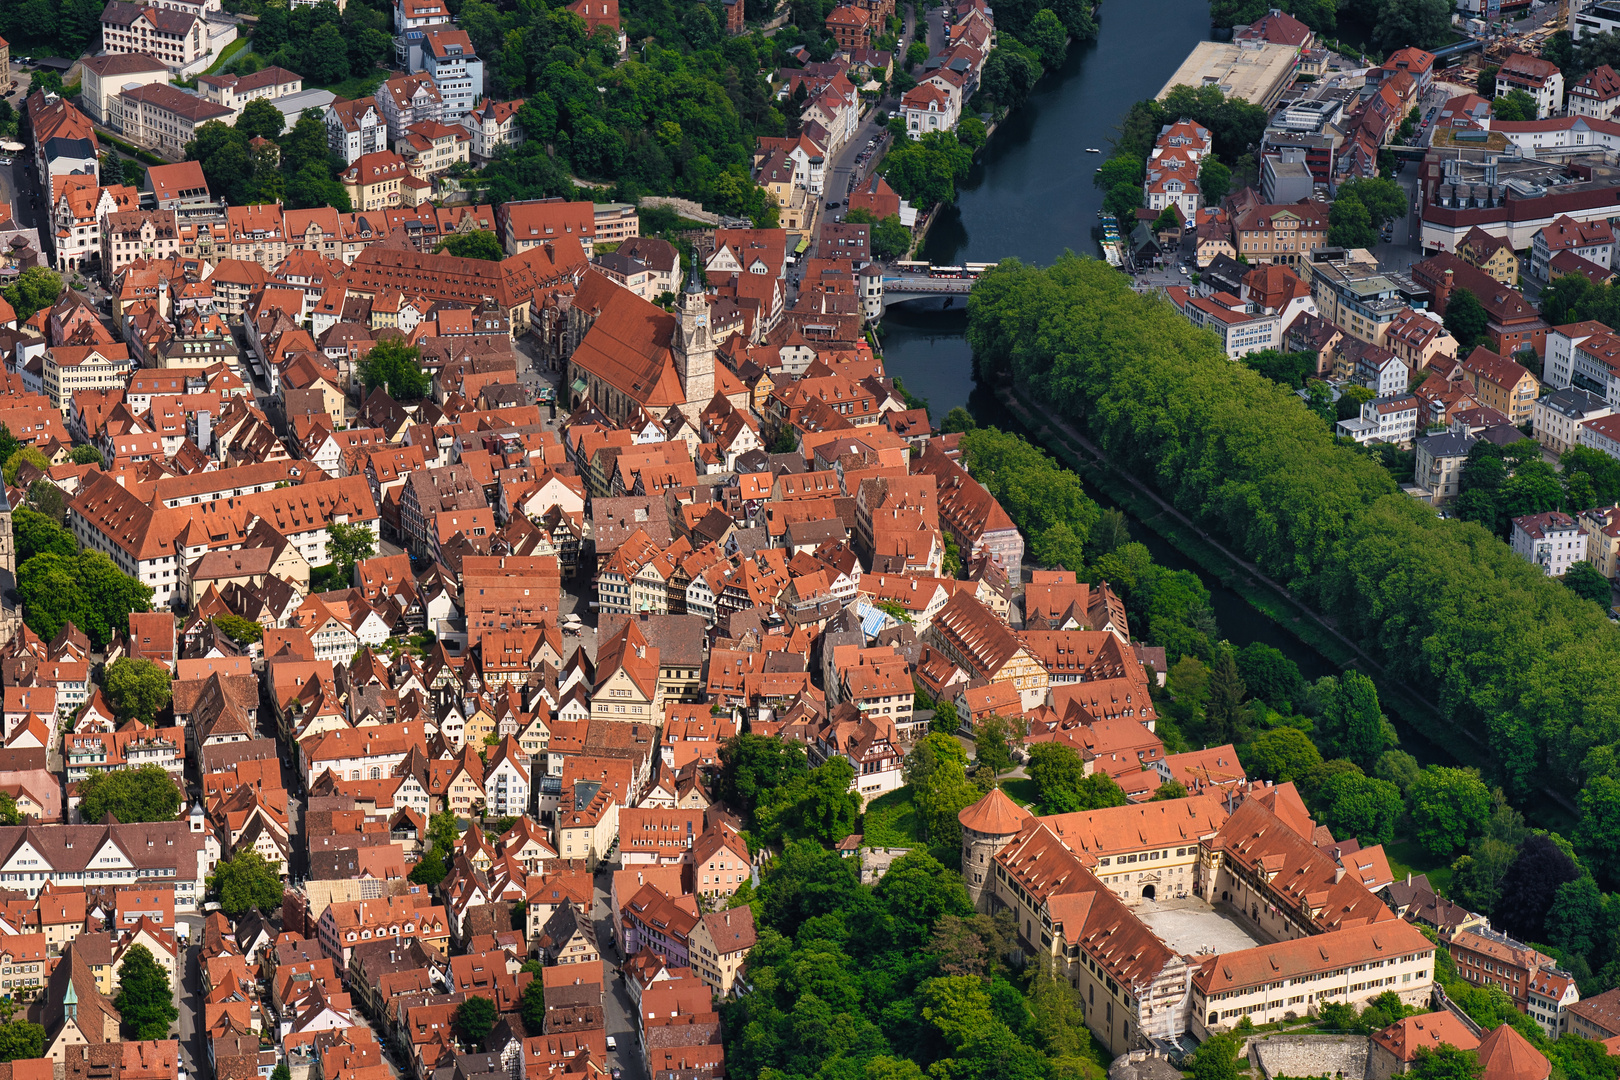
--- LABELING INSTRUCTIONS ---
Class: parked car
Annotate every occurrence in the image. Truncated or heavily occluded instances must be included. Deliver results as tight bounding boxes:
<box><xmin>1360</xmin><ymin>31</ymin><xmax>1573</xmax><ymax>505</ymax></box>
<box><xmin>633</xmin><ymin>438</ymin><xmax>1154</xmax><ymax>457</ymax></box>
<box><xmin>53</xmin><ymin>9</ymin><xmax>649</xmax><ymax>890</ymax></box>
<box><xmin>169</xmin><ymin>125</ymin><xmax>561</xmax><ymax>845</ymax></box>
<box><xmin>606</xmin><ymin>1036</ymin><xmax>618</xmax><ymax>1051</ymax></box>
<box><xmin>826</xmin><ymin>200</ymin><xmax>841</xmax><ymax>208</ymax></box>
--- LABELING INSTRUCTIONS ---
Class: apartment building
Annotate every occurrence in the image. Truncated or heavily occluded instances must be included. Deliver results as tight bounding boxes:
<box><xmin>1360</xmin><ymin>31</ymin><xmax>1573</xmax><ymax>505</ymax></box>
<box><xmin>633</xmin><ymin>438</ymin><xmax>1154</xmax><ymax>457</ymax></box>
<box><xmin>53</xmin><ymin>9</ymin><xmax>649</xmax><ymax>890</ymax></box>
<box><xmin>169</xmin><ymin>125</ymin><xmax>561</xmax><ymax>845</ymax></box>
<box><xmin>378</xmin><ymin>73</ymin><xmax>442</xmax><ymax>138</ymax></box>
<box><xmin>326</xmin><ymin>97</ymin><xmax>388</xmax><ymax>165</ymax></box>
<box><xmin>1510</xmin><ymin>510</ymin><xmax>1587</xmax><ymax>576</ymax></box>
<box><xmin>44</xmin><ymin>344</ymin><xmax>134</xmax><ymax>412</ymax></box>
<box><xmin>466</xmin><ymin>96</ymin><xmax>523</xmax><ymax>161</ymax></box>
<box><xmin>112</xmin><ymin>83</ymin><xmax>233</xmax><ymax>160</ymax></box>
<box><xmin>339</xmin><ymin>150</ymin><xmax>428</xmax><ymax>211</ymax></box>
<box><xmin>79</xmin><ymin>52</ymin><xmax>168</xmax><ymax>126</ymax></box>
<box><xmin>1445</xmin><ymin>925</ymin><xmax>1579</xmax><ymax>1036</ymax></box>
<box><xmin>1231</xmin><ymin>201</ymin><xmax>1329</xmax><ymax>265</ymax></box>
<box><xmin>100</xmin><ymin>2</ymin><xmax>206</xmax><ymax>72</ymax></box>
<box><xmin>195</xmin><ymin>65</ymin><xmax>303</xmax><ymax>117</ymax></box>
<box><xmin>422</xmin><ymin>28</ymin><xmax>482</xmax><ymax>126</ymax></box>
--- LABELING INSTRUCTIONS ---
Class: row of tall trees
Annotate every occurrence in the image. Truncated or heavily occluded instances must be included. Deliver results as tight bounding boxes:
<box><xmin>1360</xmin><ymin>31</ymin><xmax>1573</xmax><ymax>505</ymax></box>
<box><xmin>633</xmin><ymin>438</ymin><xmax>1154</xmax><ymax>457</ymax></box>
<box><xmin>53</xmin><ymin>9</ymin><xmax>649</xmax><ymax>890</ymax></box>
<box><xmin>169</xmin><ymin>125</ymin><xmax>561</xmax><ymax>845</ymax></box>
<box><xmin>964</xmin><ymin>254</ymin><xmax>1620</xmax><ymax>905</ymax></box>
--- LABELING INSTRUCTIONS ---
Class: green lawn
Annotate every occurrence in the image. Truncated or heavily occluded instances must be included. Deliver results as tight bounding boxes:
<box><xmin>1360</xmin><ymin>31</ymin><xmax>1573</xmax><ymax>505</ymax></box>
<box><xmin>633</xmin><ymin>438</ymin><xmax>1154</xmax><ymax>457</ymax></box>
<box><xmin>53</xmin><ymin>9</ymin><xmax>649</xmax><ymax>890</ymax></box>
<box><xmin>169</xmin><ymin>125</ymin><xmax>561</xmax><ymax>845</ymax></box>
<box><xmin>1384</xmin><ymin>838</ymin><xmax>1453</xmax><ymax>894</ymax></box>
<box><xmin>862</xmin><ymin>786</ymin><xmax>920</xmax><ymax>847</ymax></box>
<box><xmin>1001</xmin><ymin>778</ymin><xmax>1041</xmax><ymax>812</ymax></box>
<box><xmin>318</xmin><ymin>69</ymin><xmax>389</xmax><ymax>101</ymax></box>
<box><xmin>200</xmin><ymin>36</ymin><xmax>249</xmax><ymax>77</ymax></box>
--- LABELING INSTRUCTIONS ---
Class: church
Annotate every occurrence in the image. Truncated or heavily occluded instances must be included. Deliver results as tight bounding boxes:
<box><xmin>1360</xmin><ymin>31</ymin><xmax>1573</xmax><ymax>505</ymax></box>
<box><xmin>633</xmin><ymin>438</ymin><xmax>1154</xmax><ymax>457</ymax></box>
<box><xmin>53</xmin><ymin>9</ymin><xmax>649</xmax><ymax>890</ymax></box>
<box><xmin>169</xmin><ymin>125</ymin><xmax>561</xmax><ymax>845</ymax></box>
<box><xmin>565</xmin><ymin>269</ymin><xmax>749</xmax><ymax>426</ymax></box>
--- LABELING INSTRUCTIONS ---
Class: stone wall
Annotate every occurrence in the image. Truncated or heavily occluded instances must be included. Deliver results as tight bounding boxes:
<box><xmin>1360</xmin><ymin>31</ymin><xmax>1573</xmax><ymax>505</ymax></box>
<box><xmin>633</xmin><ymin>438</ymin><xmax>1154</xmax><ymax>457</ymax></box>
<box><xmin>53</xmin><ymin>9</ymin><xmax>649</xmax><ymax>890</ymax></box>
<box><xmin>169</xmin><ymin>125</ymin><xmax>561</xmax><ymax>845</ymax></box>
<box><xmin>641</xmin><ymin>196</ymin><xmax>720</xmax><ymax>225</ymax></box>
<box><xmin>1248</xmin><ymin>1033</ymin><xmax>1371</xmax><ymax>1080</ymax></box>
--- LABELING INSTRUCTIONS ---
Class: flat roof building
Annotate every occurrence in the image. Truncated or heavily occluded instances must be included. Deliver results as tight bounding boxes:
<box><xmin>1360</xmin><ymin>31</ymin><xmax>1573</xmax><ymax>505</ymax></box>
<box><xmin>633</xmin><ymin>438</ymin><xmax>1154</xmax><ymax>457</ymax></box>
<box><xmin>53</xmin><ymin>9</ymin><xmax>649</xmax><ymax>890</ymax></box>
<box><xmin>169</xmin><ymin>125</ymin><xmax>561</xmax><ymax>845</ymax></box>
<box><xmin>1158</xmin><ymin>41</ymin><xmax>1299</xmax><ymax>111</ymax></box>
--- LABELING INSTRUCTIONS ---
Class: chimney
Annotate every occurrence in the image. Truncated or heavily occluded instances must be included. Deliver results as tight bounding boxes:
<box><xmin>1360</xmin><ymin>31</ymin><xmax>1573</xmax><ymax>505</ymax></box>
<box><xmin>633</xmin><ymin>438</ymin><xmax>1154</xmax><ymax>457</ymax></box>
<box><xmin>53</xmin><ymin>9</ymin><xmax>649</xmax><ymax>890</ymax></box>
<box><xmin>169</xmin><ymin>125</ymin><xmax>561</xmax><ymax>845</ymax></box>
<box><xmin>1436</xmin><ymin>268</ymin><xmax>1454</xmax><ymax>310</ymax></box>
<box><xmin>1334</xmin><ymin>866</ymin><xmax>1346</xmax><ymax>883</ymax></box>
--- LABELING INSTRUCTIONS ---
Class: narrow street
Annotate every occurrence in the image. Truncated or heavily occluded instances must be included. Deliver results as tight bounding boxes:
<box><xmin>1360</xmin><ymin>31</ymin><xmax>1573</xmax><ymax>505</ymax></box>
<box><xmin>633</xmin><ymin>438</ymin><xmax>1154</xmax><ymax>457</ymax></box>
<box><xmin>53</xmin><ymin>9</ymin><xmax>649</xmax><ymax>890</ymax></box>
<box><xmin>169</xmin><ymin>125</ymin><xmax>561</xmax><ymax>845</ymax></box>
<box><xmin>816</xmin><ymin>1</ymin><xmax>933</xmax><ymax>251</ymax></box>
<box><xmin>592</xmin><ymin>876</ymin><xmax>646</xmax><ymax>1080</ymax></box>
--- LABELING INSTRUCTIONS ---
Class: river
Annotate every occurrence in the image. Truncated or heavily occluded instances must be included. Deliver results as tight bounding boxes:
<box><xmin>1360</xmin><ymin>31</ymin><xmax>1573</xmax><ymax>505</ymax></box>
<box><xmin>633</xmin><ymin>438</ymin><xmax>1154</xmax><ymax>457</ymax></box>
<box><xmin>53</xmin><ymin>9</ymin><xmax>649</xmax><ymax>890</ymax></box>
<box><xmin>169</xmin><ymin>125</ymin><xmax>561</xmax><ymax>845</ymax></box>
<box><xmin>880</xmin><ymin>0</ymin><xmax>1212</xmax><ymax>420</ymax></box>
<box><xmin>878</xmin><ymin>6</ymin><xmax>1450</xmax><ymax>763</ymax></box>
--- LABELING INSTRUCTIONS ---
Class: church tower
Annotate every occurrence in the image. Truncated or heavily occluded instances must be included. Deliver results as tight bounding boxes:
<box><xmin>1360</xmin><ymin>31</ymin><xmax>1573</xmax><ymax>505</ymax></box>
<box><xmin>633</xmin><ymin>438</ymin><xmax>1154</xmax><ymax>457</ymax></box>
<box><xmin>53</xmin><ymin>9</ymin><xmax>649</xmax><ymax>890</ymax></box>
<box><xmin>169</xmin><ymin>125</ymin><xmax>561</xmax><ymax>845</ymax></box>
<box><xmin>673</xmin><ymin>274</ymin><xmax>715</xmax><ymax>411</ymax></box>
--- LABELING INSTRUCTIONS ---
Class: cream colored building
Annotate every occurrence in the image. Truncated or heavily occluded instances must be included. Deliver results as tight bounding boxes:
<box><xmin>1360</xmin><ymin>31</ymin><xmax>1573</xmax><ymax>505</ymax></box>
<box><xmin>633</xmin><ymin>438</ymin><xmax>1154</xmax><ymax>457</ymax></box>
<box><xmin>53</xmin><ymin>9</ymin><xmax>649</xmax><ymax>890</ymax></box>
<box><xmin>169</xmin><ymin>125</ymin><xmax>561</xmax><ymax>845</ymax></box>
<box><xmin>1191</xmin><ymin>923</ymin><xmax>1435</xmax><ymax>1039</ymax></box>
<box><xmin>44</xmin><ymin>345</ymin><xmax>135</xmax><ymax>411</ymax></box>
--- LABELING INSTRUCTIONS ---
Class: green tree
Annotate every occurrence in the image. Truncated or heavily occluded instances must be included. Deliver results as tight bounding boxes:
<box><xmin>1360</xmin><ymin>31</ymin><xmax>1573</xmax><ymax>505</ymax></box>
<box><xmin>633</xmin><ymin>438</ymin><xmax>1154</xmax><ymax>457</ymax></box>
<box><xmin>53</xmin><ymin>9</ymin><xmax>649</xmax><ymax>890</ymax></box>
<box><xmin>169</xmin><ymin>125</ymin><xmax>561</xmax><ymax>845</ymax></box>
<box><xmin>1235</xmin><ymin>643</ymin><xmax>1304</xmax><ymax>711</ymax></box>
<box><xmin>718</xmin><ymin>734</ymin><xmax>810</xmax><ymax>818</ymax></box>
<box><xmin>1577</xmin><ymin>775</ymin><xmax>1620</xmax><ymax>889</ymax></box>
<box><xmin>1444</xmin><ymin>288</ymin><xmax>1490</xmax><ymax>352</ymax></box>
<box><xmin>1546</xmin><ymin>875</ymin><xmax>1607</xmax><ymax>960</ymax></box>
<box><xmin>1563</xmin><ymin>561</ymin><xmax>1613</xmax><ymax>606</ymax></box>
<box><xmin>357</xmin><ymin>340</ymin><xmax>430</xmax><ymax>400</ymax></box>
<box><xmin>214</xmin><ymin>614</ymin><xmax>265</xmax><ymax>644</ymax></box>
<box><xmin>1152</xmin><ymin>780</ymin><xmax>1189</xmax><ymax>801</ymax></box>
<box><xmin>325</xmin><ymin>521</ymin><xmax>376</xmax><ymax>579</ymax></box>
<box><xmin>1199</xmin><ymin>158</ymin><xmax>1232</xmax><ymax>205</ymax></box>
<box><xmin>103</xmin><ymin>656</ymin><xmax>173</xmax><ymax>723</ymax></box>
<box><xmin>1492</xmin><ymin>89</ymin><xmax>1539</xmax><ymax>122</ymax></box>
<box><xmin>1373</xmin><ymin>0</ymin><xmax>1451</xmax><ymax>50</ymax></box>
<box><xmin>1312</xmin><ymin>671</ymin><xmax>1394</xmax><ymax>770</ymax></box>
<box><xmin>13</xmin><ymin>506</ymin><xmax>76</xmax><ymax>563</ymax></box>
<box><xmin>208</xmin><ymin>849</ymin><xmax>285</xmax><ymax>916</ymax></box>
<box><xmin>78</xmin><ymin>765</ymin><xmax>180</xmax><ymax>824</ymax></box>
<box><xmin>905</xmin><ymin>732</ymin><xmax>980</xmax><ymax>844</ymax></box>
<box><xmin>1410</xmin><ymin>1044</ymin><xmax>1482</xmax><ymax>1080</ymax></box>
<box><xmin>434</xmin><ymin>230</ymin><xmax>505</xmax><ymax>261</ymax></box>
<box><xmin>973</xmin><ymin>715</ymin><xmax>1014</xmax><ymax>780</ymax></box>
<box><xmin>941</xmin><ymin>407</ymin><xmax>977</xmax><ymax>434</ymax></box>
<box><xmin>1022</xmin><ymin>8</ymin><xmax>1068</xmax><ymax>69</ymax></box>
<box><xmin>906</xmin><ymin>41</ymin><xmax>929</xmax><ymax>69</ymax></box>
<box><xmin>1242</xmin><ymin>726</ymin><xmax>1323</xmax><ymax>782</ymax></box>
<box><xmin>1315</xmin><ymin>771</ymin><xmax>1403</xmax><ymax>845</ymax></box>
<box><xmin>236</xmin><ymin>98</ymin><xmax>286</xmax><ymax>141</ymax></box>
<box><xmin>271</xmin><ymin>1066</ymin><xmax>291</xmax><ymax>1080</ymax></box>
<box><xmin>25</xmin><ymin>481</ymin><xmax>63</xmax><ymax>524</ymax></box>
<box><xmin>518</xmin><ymin>972</ymin><xmax>545</xmax><ymax>1035</ymax></box>
<box><xmin>408</xmin><ymin>848</ymin><xmax>446</xmax><ymax>886</ymax></box>
<box><xmin>0</xmin><ymin>266</ymin><xmax>62</xmax><ymax>323</ymax></box>
<box><xmin>0</xmin><ymin>1019</ymin><xmax>45</xmax><ymax>1062</ymax></box>
<box><xmin>306</xmin><ymin>22</ymin><xmax>351</xmax><ymax>82</ymax></box>
<box><xmin>1028</xmin><ymin>742</ymin><xmax>1091</xmax><ymax>812</ymax></box>
<box><xmin>185</xmin><ymin>120</ymin><xmax>253</xmax><ymax>205</ymax></box>
<box><xmin>1375</xmin><ymin>749</ymin><xmax>1422</xmax><ymax>792</ymax></box>
<box><xmin>1190</xmin><ymin>1031</ymin><xmax>1242</xmax><ymax>1080</ymax></box>
<box><xmin>114</xmin><ymin>943</ymin><xmax>178</xmax><ymax>1039</ymax></box>
<box><xmin>3</xmin><ymin>446</ymin><xmax>48</xmax><ymax>487</ymax></box>
<box><xmin>1152</xmin><ymin>206</ymin><xmax>1182</xmax><ymax>233</ymax></box>
<box><xmin>1407</xmin><ymin>766</ymin><xmax>1493</xmax><ymax>860</ymax></box>
<box><xmin>18</xmin><ymin>550</ymin><xmax>153</xmax><ymax>647</ymax></box>
<box><xmin>1328</xmin><ymin>193</ymin><xmax>1376</xmax><ymax>248</ymax></box>
<box><xmin>0</xmin><ymin>793</ymin><xmax>22</xmax><ymax>826</ymax></box>
<box><xmin>69</xmin><ymin>444</ymin><xmax>103</xmax><ymax>465</ymax></box>
<box><xmin>453</xmin><ymin>995</ymin><xmax>497</xmax><ymax>1049</ymax></box>
<box><xmin>1203</xmin><ymin>647</ymin><xmax>1248</xmax><ymax>743</ymax></box>
<box><xmin>755</xmin><ymin>758</ymin><xmax>863</xmax><ymax>846</ymax></box>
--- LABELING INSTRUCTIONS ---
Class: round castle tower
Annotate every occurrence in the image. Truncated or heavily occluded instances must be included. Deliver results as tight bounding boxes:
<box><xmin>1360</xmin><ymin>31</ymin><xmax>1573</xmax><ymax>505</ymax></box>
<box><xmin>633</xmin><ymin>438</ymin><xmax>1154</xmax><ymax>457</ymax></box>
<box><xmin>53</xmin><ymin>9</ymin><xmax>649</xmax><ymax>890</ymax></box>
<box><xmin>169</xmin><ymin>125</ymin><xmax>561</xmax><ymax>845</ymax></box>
<box><xmin>959</xmin><ymin>787</ymin><xmax>1032</xmax><ymax>912</ymax></box>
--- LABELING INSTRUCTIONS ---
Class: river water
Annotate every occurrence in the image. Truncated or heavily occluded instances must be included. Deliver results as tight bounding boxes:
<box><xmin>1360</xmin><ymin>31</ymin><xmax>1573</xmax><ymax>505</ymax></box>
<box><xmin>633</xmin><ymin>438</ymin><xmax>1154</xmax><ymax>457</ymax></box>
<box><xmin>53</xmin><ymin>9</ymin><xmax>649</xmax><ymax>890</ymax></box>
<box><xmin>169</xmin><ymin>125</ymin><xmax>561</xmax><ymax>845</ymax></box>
<box><xmin>880</xmin><ymin>0</ymin><xmax>1212</xmax><ymax>420</ymax></box>
<box><xmin>877</xmin><ymin>5</ymin><xmax>1457</xmax><ymax>747</ymax></box>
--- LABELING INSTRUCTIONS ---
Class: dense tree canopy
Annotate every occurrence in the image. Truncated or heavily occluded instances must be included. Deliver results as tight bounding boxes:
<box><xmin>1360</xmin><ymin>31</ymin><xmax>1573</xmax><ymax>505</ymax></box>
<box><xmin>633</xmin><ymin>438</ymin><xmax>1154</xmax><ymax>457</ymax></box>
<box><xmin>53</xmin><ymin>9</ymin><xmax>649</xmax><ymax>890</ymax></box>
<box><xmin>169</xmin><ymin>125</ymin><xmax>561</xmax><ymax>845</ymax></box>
<box><xmin>357</xmin><ymin>340</ymin><xmax>431</xmax><ymax>401</ymax></box>
<box><xmin>103</xmin><ymin>656</ymin><xmax>173</xmax><ymax>724</ymax></box>
<box><xmin>208</xmin><ymin>849</ymin><xmax>286</xmax><ymax>916</ymax></box>
<box><xmin>964</xmin><ymin>254</ymin><xmax>1620</xmax><ymax>824</ymax></box>
<box><xmin>114</xmin><ymin>944</ymin><xmax>178</xmax><ymax>1040</ymax></box>
<box><xmin>79</xmin><ymin>765</ymin><xmax>181</xmax><ymax>825</ymax></box>
<box><xmin>18</xmin><ymin>550</ymin><xmax>153</xmax><ymax>647</ymax></box>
